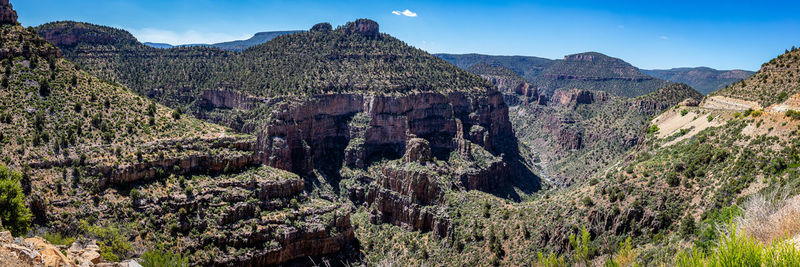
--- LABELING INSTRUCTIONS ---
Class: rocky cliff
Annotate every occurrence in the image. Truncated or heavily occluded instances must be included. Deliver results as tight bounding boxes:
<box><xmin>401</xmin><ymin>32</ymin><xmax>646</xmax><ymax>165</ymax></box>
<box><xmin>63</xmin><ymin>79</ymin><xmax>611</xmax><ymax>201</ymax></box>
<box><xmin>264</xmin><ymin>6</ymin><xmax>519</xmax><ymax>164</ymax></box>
<box><xmin>551</xmin><ymin>89</ymin><xmax>610</xmax><ymax>108</ymax></box>
<box><xmin>0</xmin><ymin>0</ymin><xmax>17</xmax><ymax>25</ymax></box>
<box><xmin>247</xmin><ymin>91</ymin><xmax>513</xmax><ymax>176</ymax></box>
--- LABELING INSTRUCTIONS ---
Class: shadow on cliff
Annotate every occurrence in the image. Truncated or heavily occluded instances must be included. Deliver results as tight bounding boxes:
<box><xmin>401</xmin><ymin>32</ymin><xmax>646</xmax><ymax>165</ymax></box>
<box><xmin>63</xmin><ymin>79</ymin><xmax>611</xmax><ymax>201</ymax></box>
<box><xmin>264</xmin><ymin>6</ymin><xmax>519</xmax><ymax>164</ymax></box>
<box><xmin>492</xmin><ymin>134</ymin><xmax>543</xmax><ymax>202</ymax></box>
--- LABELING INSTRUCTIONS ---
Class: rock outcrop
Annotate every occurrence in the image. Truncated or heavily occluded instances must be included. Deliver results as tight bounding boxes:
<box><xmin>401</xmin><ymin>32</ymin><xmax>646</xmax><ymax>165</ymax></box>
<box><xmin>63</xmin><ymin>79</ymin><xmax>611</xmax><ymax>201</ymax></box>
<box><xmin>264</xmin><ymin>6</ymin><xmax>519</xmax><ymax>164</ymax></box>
<box><xmin>366</xmin><ymin>140</ymin><xmax>451</xmax><ymax>237</ymax></box>
<box><xmin>679</xmin><ymin>98</ymin><xmax>700</xmax><ymax>107</ymax></box>
<box><xmin>0</xmin><ymin>231</ymin><xmax>138</xmax><ymax>267</ymax></box>
<box><xmin>0</xmin><ymin>0</ymin><xmax>17</xmax><ymax>25</ymax></box>
<box><xmin>254</xmin><ymin>91</ymin><xmax>512</xmax><ymax>176</ymax></box>
<box><xmin>551</xmin><ymin>89</ymin><xmax>609</xmax><ymax>108</ymax></box>
<box><xmin>343</xmin><ymin>19</ymin><xmax>380</xmax><ymax>38</ymax></box>
<box><xmin>310</xmin><ymin>23</ymin><xmax>333</xmax><ymax>33</ymax></box>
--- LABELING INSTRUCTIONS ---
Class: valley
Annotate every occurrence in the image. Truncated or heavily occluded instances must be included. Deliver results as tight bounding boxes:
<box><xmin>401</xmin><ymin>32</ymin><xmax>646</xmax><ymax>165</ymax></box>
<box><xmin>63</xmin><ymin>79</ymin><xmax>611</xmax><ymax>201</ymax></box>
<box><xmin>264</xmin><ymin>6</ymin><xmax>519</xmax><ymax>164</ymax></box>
<box><xmin>1</xmin><ymin>0</ymin><xmax>799</xmax><ymax>266</ymax></box>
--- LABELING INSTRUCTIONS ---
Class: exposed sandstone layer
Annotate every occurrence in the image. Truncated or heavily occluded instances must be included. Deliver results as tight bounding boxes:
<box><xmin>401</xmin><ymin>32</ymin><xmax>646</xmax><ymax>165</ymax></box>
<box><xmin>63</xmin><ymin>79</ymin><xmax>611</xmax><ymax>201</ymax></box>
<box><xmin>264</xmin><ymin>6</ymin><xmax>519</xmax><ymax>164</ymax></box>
<box><xmin>551</xmin><ymin>89</ymin><xmax>609</xmax><ymax>108</ymax></box>
<box><xmin>249</xmin><ymin>91</ymin><xmax>512</xmax><ymax>176</ymax></box>
<box><xmin>364</xmin><ymin>136</ymin><xmax>507</xmax><ymax>237</ymax></box>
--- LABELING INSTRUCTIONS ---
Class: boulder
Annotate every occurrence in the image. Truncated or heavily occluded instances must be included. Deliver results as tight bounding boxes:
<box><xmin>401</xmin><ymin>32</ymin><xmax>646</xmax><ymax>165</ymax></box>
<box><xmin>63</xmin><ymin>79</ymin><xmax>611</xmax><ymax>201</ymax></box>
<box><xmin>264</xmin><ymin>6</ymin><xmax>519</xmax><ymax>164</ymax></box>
<box><xmin>679</xmin><ymin>98</ymin><xmax>700</xmax><ymax>107</ymax></box>
<box><xmin>24</xmin><ymin>237</ymin><xmax>71</xmax><ymax>267</ymax></box>
<box><xmin>68</xmin><ymin>240</ymin><xmax>103</xmax><ymax>266</ymax></box>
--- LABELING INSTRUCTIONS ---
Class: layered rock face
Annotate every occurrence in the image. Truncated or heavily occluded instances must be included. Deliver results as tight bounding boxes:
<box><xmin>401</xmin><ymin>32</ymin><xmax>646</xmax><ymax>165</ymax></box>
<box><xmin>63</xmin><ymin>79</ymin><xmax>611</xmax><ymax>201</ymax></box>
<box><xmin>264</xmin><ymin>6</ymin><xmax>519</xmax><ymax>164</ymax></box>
<box><xmin>0</xmin><ymin>0</ymin><xmax>17</xmax><ymax>25</ymax></box>
<box><xmin>132</xmin><ymin>167</ymin><xmax>354</xmax><ymax>266</ymax></box>
<box><xmin>252</xmin><ymin>91</ymin><xmax>513</xmax><ymax>176</ymax></box>
<box><xmin>551</xmin><ymin>89</ymin><xmax>609</xmax><ymax>108</ymax></box>
<box><xmin>363</xmin><ymin>136</ymin><xmax>508</xmax><ymax>237</ymax></box>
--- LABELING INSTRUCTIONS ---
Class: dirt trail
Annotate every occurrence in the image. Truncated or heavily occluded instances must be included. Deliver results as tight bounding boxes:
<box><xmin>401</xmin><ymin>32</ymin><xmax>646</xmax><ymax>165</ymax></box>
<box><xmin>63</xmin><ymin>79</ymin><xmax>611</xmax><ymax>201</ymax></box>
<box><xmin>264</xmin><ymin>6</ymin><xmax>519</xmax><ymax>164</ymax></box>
<box><xmin>702</xmin><ymin>96</ymin><xmax>761</xmax><ymax>111</ymax></box>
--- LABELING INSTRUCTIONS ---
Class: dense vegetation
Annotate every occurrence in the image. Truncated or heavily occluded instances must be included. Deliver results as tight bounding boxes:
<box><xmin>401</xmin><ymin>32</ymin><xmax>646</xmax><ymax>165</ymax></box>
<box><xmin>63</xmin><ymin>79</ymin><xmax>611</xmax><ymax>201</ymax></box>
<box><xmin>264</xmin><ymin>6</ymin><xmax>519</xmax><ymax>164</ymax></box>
<box><xmin>36</xmin><ymin>21</ymin><xmax>493</xmax><ymax>109</ymax></box>
<box><xmin>0</xmin><ymin>164</ymin><xmax>31</xmax><ymax>236</ymax></box>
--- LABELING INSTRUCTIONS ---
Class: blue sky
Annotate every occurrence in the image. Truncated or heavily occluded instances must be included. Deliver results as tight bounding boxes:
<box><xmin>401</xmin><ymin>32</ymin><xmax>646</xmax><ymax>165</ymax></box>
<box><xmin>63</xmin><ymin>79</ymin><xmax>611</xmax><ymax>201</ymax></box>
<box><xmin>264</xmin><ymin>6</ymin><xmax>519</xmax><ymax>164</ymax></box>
<box><xmin>15</xmin><ymin>0</ymin><xmax>800</xmax><ymax>70</ymax></box>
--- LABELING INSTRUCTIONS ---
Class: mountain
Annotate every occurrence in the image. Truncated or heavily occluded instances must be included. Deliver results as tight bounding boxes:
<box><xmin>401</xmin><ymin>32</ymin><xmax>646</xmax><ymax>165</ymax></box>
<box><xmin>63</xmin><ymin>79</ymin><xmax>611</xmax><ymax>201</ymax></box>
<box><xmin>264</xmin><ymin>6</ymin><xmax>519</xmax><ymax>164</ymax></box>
<box><xmin>641</xmin><ymin>67</ymin><xmax>754</xmax><ymax>95</ymax></box>
<box><xmin>438</xmin><ymin>52</ymin><xmax>671</xmax><ymax>98</ymax></box>
<box><xmin>141</xmin><ymin>42</ymin><xmax>172</xmax><ymax>49</ymax></box>
<box><xmin>142</xmin><ymin>30</ymin><xmax>303</xmax><ymax>52</ymax></box>
<box><xmin>35</xmin><ymin>18</ymin><xmax>544</xmax><ymax>265</ymax></box>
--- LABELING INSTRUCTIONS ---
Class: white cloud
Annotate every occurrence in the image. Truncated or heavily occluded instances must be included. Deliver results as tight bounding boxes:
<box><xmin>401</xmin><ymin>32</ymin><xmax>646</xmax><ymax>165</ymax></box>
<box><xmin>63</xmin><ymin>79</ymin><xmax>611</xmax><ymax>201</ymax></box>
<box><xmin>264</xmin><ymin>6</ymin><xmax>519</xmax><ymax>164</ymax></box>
<box><xmin>659</xmin><ymin>36</ymin><xmax>669</xmax><ymax>40</ymax></box>
<box><xmin>392</xmin><ymin>9</ymin><xmax>418</xmax><ymax>17</ymax></box>
<box><xmin>127</xmin><ymin>28</ymin><xmax>251</xmax><ymax>45</ymax></box>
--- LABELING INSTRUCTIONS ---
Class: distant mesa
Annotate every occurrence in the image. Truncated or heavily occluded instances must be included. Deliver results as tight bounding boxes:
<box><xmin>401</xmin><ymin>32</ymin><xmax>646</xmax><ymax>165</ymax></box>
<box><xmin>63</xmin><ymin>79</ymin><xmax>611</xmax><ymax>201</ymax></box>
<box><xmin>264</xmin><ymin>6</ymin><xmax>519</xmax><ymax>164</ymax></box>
<box><xmin>310</xmin><ymin>22</ymin><xmax>332</xmax><ymax>32</ymax></box>
<box><xmin>343</xmin><ymin>19</ymin><xmax>380</xmax><ymax>38</ymax></box>
<box><xmin>0</xmin><ymin>0</ymin><xmax>17</xmax><ymax>25</ymax></box>
<box><xmin>564</xmin><ymin>52</ymin><xmax>608</xmax><ymax>62</ymax></box>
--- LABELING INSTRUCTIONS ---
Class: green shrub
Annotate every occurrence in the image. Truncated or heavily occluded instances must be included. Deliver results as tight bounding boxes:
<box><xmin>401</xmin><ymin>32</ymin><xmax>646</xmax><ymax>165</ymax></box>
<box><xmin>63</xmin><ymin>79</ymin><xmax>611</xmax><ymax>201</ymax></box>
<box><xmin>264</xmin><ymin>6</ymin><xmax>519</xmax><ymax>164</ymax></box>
<box><xmin>667</xmin><ymin>174</ymin><xmax>681</xmax><ymax>187</ymax></box>
<box><xmin>141</xmin><ymin>247</ymin><xmax>189</xmax><ymax>267</ymax></box>
<box><xmin>743</xmin><ymin>108</ymin><xmax>753</xmax><ymax>117</ymax></box>
<box><xmin>81</xmin><ymin>222</ymin><xmax>132</xmax><ymax>262</ymax></box>
<box><xmin>676</xmin><ymin>222</ymin><xmax>800</xmax><ymax>266</ymax></box>
<box><xmin>648</xmin><ymin>125</ymin><xmax>660</xmax><ymax>134</ymax></box>
<box><xmin>171</xmin><ymin>108</ymin><xmax>182</xmax><ymax>120</ymax></box>
<box><xmin>681</xmin><ymin>109</ymin><xmax>689</xmax><ymax>116</ymax></box>
<box><xmin>569</xmin><ymin>226</ymin><xmax>594</xmax><ymax>265</ymax></box>
<box><xmin>680</xmin><ymin>215</ymin><xmax>696</xmax><ymax>237</ymax></box>
<box><xmin>0</xmin><ymin>165</ymin><xmax>32</xmax><ymax>236</ymax></box>
<box><xmin>581</xmin><ymin>196</ymin><xmax>594</xmax><ymax>207</ymax></box>
<box><xmin>43</xmin><ymin>232</ymin><xmax>75</xmax><ymax>246</ymax></box>
<box><xmin>536</xmin><ymin>252</ymin><xmax>566</xmax><ymax>267</ymax></box>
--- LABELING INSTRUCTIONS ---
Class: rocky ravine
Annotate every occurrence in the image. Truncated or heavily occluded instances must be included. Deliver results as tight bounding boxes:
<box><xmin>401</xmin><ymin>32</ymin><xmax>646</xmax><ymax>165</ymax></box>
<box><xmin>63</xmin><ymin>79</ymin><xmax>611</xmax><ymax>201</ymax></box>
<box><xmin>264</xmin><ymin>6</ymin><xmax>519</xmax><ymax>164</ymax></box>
<box><xmin>200</xmin><ymin>88</ymin><xmax>516</xmax><ymax>237</ymax></box>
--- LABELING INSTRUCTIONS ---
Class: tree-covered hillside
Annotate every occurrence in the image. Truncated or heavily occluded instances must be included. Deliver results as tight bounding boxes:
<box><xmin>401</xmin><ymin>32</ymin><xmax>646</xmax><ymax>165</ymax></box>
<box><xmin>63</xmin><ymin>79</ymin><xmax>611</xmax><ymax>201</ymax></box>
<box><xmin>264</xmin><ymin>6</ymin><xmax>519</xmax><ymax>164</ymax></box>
<box><xmin>438</xmin><ymin>52</ymin><xmax>671</xmax><ymax>98</ymax></box>
<box><xmin>36</xmin><ymin>20</ymin><xmax>494</xmax><ymax>107</ymax></box>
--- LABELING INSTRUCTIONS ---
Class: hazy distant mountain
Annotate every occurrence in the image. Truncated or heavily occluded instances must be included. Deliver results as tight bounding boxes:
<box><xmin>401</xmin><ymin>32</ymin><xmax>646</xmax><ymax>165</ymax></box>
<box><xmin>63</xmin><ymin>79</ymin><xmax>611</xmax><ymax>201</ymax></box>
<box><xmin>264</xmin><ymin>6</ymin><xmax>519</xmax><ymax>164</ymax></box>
<box><xmin>142</xmin><ymin>42</ymin><xmax>174</xmax><ymax>49</ymax></box>
<box><xmin>437</xmin><ymin>52</ymin><xmax>670</xmax><ymax>98</ymax></box>
<box><xmin>143</xmin><ymin>30</ymin><xmax>303</xmax><ymax>51</ymax></box>
<box><xmin>641</xmin><ymin>67</ymin><xmax>754</xmax><ymax>95</ymax></box>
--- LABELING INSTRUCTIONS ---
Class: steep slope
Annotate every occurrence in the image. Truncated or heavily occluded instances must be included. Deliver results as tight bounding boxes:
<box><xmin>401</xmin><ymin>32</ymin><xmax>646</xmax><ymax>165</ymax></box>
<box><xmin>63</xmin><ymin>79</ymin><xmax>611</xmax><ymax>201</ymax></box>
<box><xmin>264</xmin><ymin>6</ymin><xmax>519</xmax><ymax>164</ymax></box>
<box><xmin>36</xmin><ymin>19</ymin><xmax>538</xmax><ymax>266</ymax></box>
<box><xmin>2</xmin><ymin>12</ymin><xmax>353</xmax><ymax>266</ymax></box>
<box><xmin>711</xmin><ymin>47</ymin><xmax>800</xmax><ymax>108</ymax></box>
<box><xmin>500</xmin><ymin>48</ymin><xmax>800</xmax><ymax>265</ymax></box>
<box><xmin>642</xmin><ymin>67</ymin><xmax>754</xmax><ymax>95</ymax></box>
<box><xmin>36</xmin><ymin>21</ymin><xmax>234</xmax><ymax>107</ymax></box>
<box><xmin>143</xmin><ymin>30</ymin><xmax>304</xmax><ymax>52</ymax></box>
<box><xmin>438</xmin><ymin>52</ymin><xmax>670</xmax><ymax>98</ymax></box>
